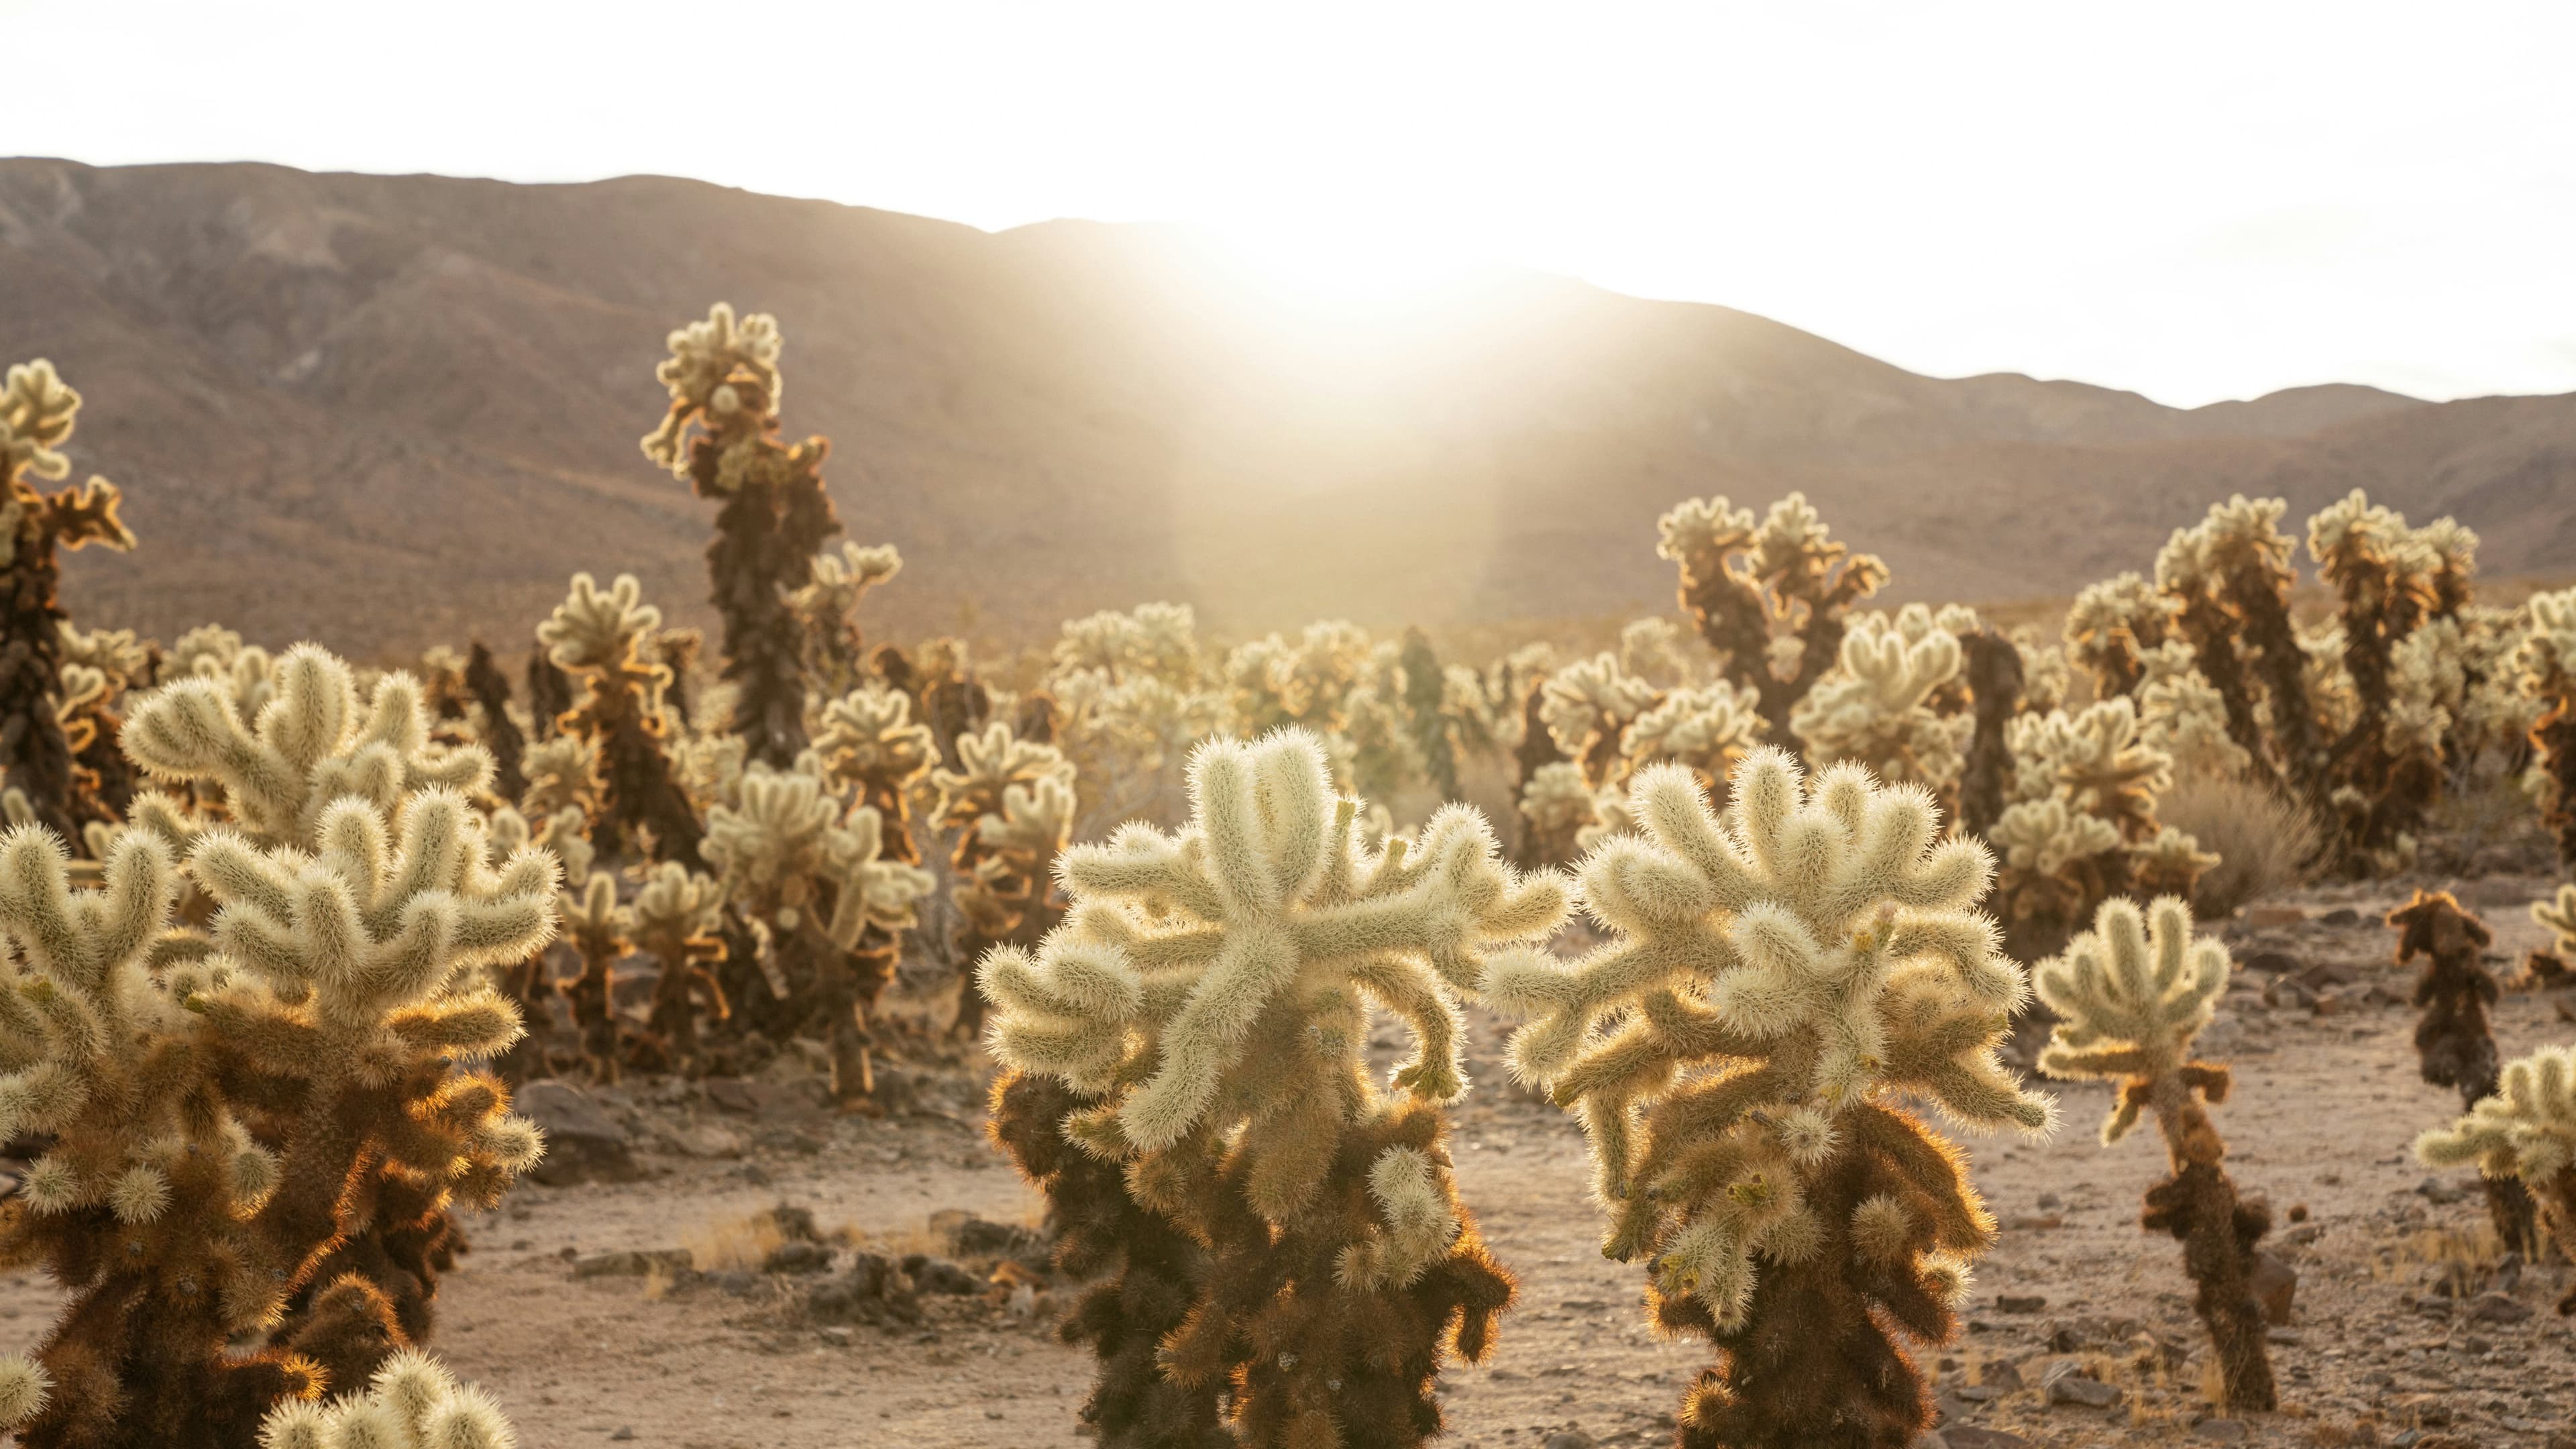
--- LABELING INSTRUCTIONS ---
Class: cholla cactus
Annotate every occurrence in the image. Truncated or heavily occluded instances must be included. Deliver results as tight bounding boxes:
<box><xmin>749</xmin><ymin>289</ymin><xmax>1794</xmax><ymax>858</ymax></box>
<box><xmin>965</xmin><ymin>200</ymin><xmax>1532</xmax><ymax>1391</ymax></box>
<box><xmin>1053</xmin><ymin>601</ymin><xmax>1203</xmax><ymax>686</ymax></box>
<box><xmin>982</xmin><ymin>729</ymin><xmax>1565</xmax><ymax>1446</ymax></box>
<box><xmin>1789</xmin><ymin>609</ymin><xmax>1972</xmax><ymax>792</ymax></box>
<box><xmin>1957</xmin><ymin>626</ymin><xmax>2027</xmax><ymax>839</ymax></box>
<box><xmin>810</xmin><ymin>682</ymin><xmax>934</xmax><ymax>863</ymax></box>
<box><xmin>640</xmin><ymin>303</ymin><xmax>845</xmax><ymax>768</ymax></box>
<box><xmin>258</xmin><ymin>1349</ymin><xmax>516</xmax><ymax>1449</ymax></box>
<box><xmin>535</xmin><ymin>572</ymin><xmax>704</xmax><ymax>867</ymax></box>
<box><xmin>2035</xmin><ymin>897</ymin><xmax>2275</xmax><ymax>1409</ymax></box>
<box><xmin>2391</xmin><ymin>891</ymin><xmax>2539</xmax><ymax>1253</ymax></box>
<box><xmin>628</xmin><ymin>860</ymin><xmax>729</xmax><ymax>1072</ymax></box>
<box><xmin>2063</xmin><ymin>572</ymin><xmax>2177</xmax><ymax>698</ymax></box>
<box><xmin>932</xmin><ymin>722</ymin><xmax>1077</xmax><ymax>1038</ymax></box>
<box><xmin>1621</xmin><ymin>680</ymin><xmax>1764</xmax><ymax>795</ymax></box>
<box><xmin>703</xmin><ymin>759</ymin><xmax>935</xmax><ymax>1104</ymax></box>
<box><xmin>2156</xmin><ymin>495</ymin><xmax>2318</xmax><ymax>794</ymax></box>
<box><xmin>1540</xmin><ymin>651</ymin><xmax>1660</xmax><ymax>786</ymax></box>
<box><xmin>1657</xmin><ymin>492</ymin><xmax>1885</xmax><ymax>737</ymax></box>
<box><xmin>460</xmin><ymin>642</ymin><xmax>527</xmax><ymax>804</ymax></box>
<box><xmin>1619</xmin><ymin>616</ymin><xmax>1695</xmax><ymax>689</ymax></box>
<box><xmin>0</xmin><ymin>359</ymin><xmax>139</xmax><ymax>841</ymax></box>
<box><xmin>2140</xmin><ymin>666</ymin><xmax>2254</xmax><ymax>780</ymax></box>
<box><xmin>2418</xmin><ymin>1041</ymin><xmax>2576</xmax><ymax>1313</ymax></box>
<box><xmin>1990</xmin><ymin>698</ymin><xmax>2212</xmax><ymax>960</ymax></box>
<box><xmin>1482</xmin><ymin>749</ymin><xmax>2047</xmax><ymax>1448</ymax></box>
<box><xmin>1517</xmin><ymin>759</ymin><xmax>1614</xmax><ymax>867</ymax></box>
<box><xmin>2305</xmin><ymin>491</ymin><xmax>2468</xmax><ymax>871</ymax></box>
<box><xmin>0</xmin><ymin>653</ymin><xmax>557</xmax><ymax>1442</ymax></box>
<box><xmin>792</xmin><ymin>540</ymin><xmax>902</xmax><ymax>696</ymax></box>
<box><xmin>557</xmin><ymin>867</ymin><xmax>632</xmax><ymax>1082</ymax></box>
<box><xmin>2522</xmin><ymin>586</ymin><xmax>2576</xmax><ymax>870</ymax></box>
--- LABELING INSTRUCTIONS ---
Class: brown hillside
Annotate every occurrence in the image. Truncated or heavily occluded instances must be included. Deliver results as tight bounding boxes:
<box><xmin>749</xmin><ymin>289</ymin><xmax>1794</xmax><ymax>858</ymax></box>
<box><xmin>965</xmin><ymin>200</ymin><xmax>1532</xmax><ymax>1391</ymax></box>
<box><xmin>4</xmin><ymin>158</ymin><xmax>2570</xmax><ymax>655</ymax></box>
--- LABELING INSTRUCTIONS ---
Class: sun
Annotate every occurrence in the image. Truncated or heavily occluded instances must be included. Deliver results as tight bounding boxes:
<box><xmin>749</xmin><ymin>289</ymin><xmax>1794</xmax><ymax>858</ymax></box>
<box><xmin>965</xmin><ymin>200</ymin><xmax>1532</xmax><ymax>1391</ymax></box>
<box><xmin>1203</xmin><ymin>215</ymin><xmax>1495</xmax><ymax>307</ymax></box>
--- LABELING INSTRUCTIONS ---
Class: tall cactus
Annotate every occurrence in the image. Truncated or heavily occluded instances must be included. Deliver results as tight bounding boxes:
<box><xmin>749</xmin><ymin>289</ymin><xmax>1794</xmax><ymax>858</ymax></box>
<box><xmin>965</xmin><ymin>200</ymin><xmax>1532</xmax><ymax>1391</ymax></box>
<box><xmin>641</xmin><ymin>303</ymin><xmax>845</xmax><ymax>768</ymax></box>
<box><xmin>0</xmin><ymin>360</ymin><xmax>138</xmax><ymax>840</ymax></box>
<box><xmin>2035</xmin><ymin>897</ymin><xmax>2275</xmax><ymax>1410</ymax></box>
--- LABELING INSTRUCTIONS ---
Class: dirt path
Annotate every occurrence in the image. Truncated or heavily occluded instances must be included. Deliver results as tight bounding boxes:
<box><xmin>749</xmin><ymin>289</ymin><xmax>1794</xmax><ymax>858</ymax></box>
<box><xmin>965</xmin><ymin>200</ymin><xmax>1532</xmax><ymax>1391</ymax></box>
<box><xmin>2</xmin><ymin>878</ymin><xmax>2572</xmax><ymax>1447</ymax></box>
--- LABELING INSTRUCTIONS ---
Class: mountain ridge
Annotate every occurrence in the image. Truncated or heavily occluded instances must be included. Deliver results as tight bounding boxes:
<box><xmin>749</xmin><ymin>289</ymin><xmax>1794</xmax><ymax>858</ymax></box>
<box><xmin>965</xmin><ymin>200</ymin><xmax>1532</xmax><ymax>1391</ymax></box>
<box><xmin>4</xmin><ymin>158</ymin><xmax>2571</xmax><ymax>657</ymax></box>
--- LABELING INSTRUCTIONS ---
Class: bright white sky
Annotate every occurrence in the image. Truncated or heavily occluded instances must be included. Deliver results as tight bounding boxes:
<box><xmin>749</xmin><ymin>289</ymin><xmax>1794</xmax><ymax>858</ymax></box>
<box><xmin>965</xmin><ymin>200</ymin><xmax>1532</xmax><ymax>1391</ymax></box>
<box><xmin>11</xmin><ymin>0</ymin><xmax>2575</xmax><ymax>407</ymax></box>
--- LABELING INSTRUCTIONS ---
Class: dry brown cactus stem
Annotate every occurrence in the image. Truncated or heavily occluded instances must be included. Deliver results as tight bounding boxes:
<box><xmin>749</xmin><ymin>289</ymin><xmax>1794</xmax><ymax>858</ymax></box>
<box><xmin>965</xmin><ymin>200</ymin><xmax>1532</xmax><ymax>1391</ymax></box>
<box><xmin>985</xmin><ymin>1071</ymin><xmax>1231</xmax><ymax>1449</ymax></box>
<box><xmin>2391</xmin><ymin>890</ymin><xmax>2539</xmax><ymax>1254</ymax></box>
<box><xmin>1956</xmin><ymin>626</ymin><xmax>2023</xmax><ymax>841</ymax></box>
<box><xmin>1658</xmin><ymin>492</ymin><xmax>1888</xmax><ymax>738</ymax></box>
<box><xmin>463</xmin><ymin>640</ymin><xmax>527</xmax><ymax>803</ymax></box>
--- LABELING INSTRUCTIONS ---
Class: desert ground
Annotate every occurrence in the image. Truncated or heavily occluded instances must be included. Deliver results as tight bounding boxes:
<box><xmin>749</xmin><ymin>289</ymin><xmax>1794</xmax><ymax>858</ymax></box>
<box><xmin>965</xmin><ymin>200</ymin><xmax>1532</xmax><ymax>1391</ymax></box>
<box><xmin>3</xmin><ymin>875</ymin><xmax>2573</xmax><ymax>1449</ymax></box>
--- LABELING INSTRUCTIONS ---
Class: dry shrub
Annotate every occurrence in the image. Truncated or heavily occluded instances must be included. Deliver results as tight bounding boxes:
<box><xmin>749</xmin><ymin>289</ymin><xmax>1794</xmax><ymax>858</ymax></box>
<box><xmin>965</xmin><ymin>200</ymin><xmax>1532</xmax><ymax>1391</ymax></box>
<box><xmin>2159</xmin><ymin>769</ymin><xmax>2320</xmax><ymax>918</ymax></box>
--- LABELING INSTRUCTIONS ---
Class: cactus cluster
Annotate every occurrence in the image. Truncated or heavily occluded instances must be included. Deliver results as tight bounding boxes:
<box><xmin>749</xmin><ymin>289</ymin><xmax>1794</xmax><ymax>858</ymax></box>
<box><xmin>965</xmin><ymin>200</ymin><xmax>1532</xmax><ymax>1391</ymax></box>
<box><xmin>983</xmin><ymin>729</ymin><xmax>1564</xmax><ymax>1446</ymax></box>
<box><xmin>0</xmin><ymin>643</ymin><xmax>554</xmax><ymax>1445</ymax></box>
<box><xmin>1989</xmin><ymin>696</ymin><xmax>2215</xmax><ymax>960</ymax></box>
<box><xmin>1484</xmin><ymin>747</ymin><xmax>2047</xmax><ymax>1448</ymax></box>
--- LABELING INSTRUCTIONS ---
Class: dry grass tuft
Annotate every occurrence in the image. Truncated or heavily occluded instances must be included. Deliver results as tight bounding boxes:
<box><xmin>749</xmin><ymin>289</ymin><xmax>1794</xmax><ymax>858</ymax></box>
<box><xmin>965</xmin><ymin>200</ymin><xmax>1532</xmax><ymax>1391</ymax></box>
<box><xmin>2159</xmin><ymin>769</ymin><xmax>2321</xmax><ymax>920</ymax></box>
<box><xmin>681</xmin><ymin>1209</ymin><xmax>789</xmax><ymax>1273</ymax></box>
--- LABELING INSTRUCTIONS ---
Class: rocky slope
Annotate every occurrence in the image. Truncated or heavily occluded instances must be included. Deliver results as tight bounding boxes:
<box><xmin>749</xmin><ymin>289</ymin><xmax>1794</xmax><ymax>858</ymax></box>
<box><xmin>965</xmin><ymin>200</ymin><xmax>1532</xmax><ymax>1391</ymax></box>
<box><xmin>5</xmin><ymin>158</ymin><xmax>2571</xmax><ymax>655</ymax></box>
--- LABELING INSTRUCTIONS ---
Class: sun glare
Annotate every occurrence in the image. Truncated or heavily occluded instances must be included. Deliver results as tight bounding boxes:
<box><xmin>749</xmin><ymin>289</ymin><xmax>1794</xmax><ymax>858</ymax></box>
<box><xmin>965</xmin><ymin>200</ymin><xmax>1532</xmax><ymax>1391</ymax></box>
<box><xmin>1208</xmin><ymin>217</ymin><xmax>1493</xmax><ymax>307</ymax></box>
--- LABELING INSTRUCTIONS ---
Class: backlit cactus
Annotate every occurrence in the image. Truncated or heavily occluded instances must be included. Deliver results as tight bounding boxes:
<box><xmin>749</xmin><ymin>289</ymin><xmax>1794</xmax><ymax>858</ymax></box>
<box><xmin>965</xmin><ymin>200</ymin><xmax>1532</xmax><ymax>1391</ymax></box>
<box><xmin>1788</xmin><ymin>607</ymin><xmax>1973</xmax><ymax>794</ymax></box>
<box><xmin>2417</xmin><ymin>1041</ymin><xmax>2576</xmax><ymax>1313</ymax></box>
<box><xmin>1658</xmin><ymin>492</ymin><xmax>1886</xmax><ymax>737</ymax></box>
<box><xmin>2035</xmin><ymin>896</ymin><xmax>2275</xmax><ymax>1409</ymax></box>
<box><xmin>2523</xmin><ymin>586</ymin><xmax>2576</xmax><ymax>871</ymax></box>
<box><xmin>930</xmin><ymin>720</ymin><xmax>1076</xmax><ymax>1039</ymax></box>
<box><xmin>982</xmin><ymin>729</ymin><xmax>1565</xmax><ymax>1446</ymax></box>
<box><xmin>535</xmin><ymin>572</ymin><xmax>704</xmax><ymax>867</ymax></box>
<box><xmin>0</xmin><ymin>359</ymin><xmax>139</xmax><ymax>841</ymax></box>
<box><xmin>1482</xmin><ymin>747</ymin><xmax>2047</xmax><ymax>1448</ymax></box>
<box><xmin>257</xmin><ymin>1350</ymin><xmax>516</xmax><ymax>1449</ymax></box>
<box><xmin>641</xmin><ymin>303</ymin><xmax>845</xmax><ymax>768</ymax></box>
<box><xmin>702</xmin><ymin>757</ymin><xmax>935</xmax><ymax>1104</ymax></box>
<box><xmin>0</xmin><ymin>643</ymin><xmax>555</xmax><ymax>1444</ymax></box>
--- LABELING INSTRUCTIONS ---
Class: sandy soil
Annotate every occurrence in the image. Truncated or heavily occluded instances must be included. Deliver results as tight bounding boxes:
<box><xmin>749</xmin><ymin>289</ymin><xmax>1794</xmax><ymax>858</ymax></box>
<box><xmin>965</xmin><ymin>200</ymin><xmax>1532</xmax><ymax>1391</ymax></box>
<box><xmin>5</xmin><ymin>873</ymin><xmax>2575</xmax><ymax>1448</ymax></box>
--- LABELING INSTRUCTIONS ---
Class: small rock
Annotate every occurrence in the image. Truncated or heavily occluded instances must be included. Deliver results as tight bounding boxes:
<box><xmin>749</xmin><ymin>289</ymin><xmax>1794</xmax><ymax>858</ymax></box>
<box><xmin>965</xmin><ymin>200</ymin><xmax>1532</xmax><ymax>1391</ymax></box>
<box><xmin>902</xmin><ymin>1254</ymin><xmax>983</xmax><ymax>1295</ymax></box>
<box><xmin>1541</xmin><ymin>1433</ymin><xmax>1595</xmax><ymax>1449</ymax></box>
<box><xmin>1943</xmin><ymin>1429</ymin><xmax>2034</xmax><ymax>1449</ymax></box>
<box><xmin>2467</xmin><ymin>1292</ymin><xmax>2532</xmax><ymax>1324</ymax></box>
<box><xmin>1994</xmin><ymin>1294</ymin><xmax>2046</xmax><ymax>1314</ymax></box>
<box><xmin>2249</xmin><ymin>1251</ymin><xmax>2296</xmax><ymax>1324</ymax></box>
<box><xmin>931</xmin><ymin>1209</ymin><xmax>1047</xmax><ymax>1263</ymax></box>
<box><xmin>517</xmin><ymin>1081</ymin><xmax>639</xmax><ymax>1185</ymax></box>
<box><xmin>818</xmin><ymin>1326</ymin><xmax>853</xmax><ymax>1346</ymax></box>
<box><xmin>2194</xmin><ymin>1418</ymin><xmax>2249</xmax><ymax>1442</ymax></box>
<box><xmin>674</xmin><ymin>1123</ymin><xmax>746</xmax><ymax>1159</ymax></box>
<box><xmin>2245</xmin><ymin>906</ymin><xmax>2306</xmax><ymax>928</ymax></box>
<box><xmin>1955</xmin><ymin>1385</ymin><xmax>2001</xmax><ymax>1403</ymax></box>
<box><xmin>2045</xmin><ymin>1375</ymin><xmax>2121</xmax><ymax>1409</ymax></box>
<box><xmin>1979</xmin><ymin>1359</ymin><xmax>2025</xmax><ymax>1391</ymax></box>
<box><xmin>2413</xmin><ymin>1176</ymin><xmax>2467</xmax><ymax>1205</ymax></box>
<box><xmin>763</xmin><ymin>1240</ymin><xmax>833</xmax><ymax>1276</ymax></box>
<box><xmin>609</xmin><ymin>1430</ymin><xmax>635</xmax><ymax>1443</ymax></box>
<box><xmin>2319</xmin><ymin>908</ymin><xmax>2361</xmax><ymax>927</ymax></box>
<box><xmin>2296</xmin><ymin>960</ymin><xmax>2360</xmax><ymax>989</ymax></box>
